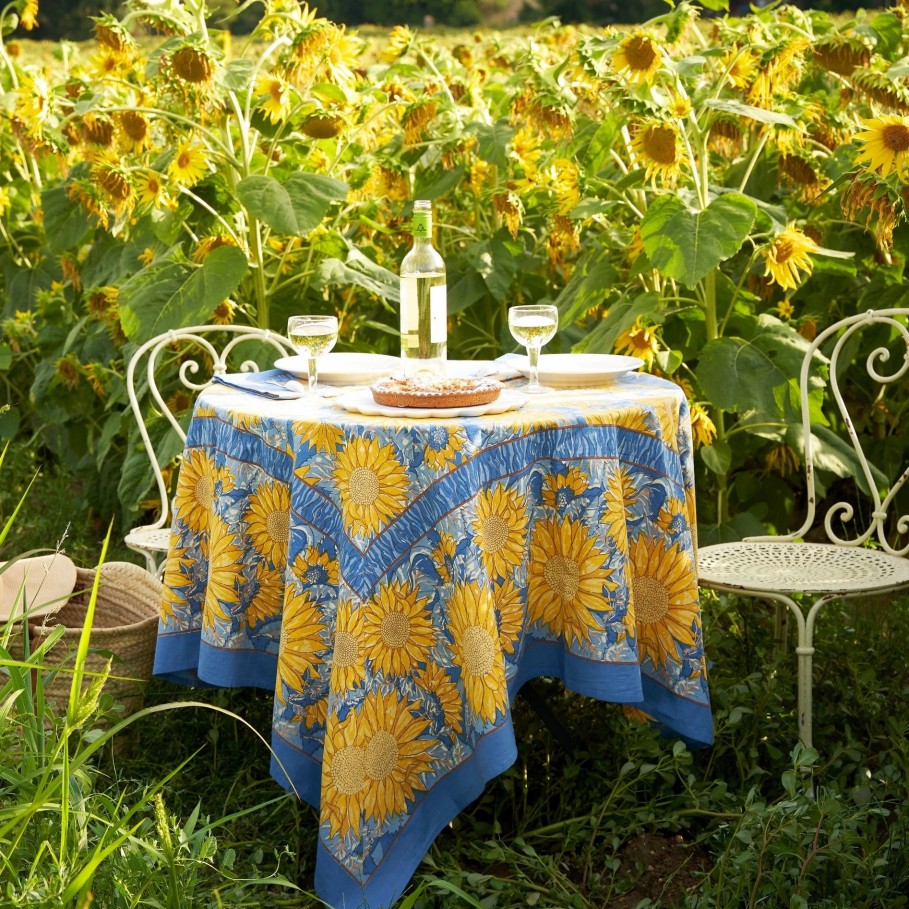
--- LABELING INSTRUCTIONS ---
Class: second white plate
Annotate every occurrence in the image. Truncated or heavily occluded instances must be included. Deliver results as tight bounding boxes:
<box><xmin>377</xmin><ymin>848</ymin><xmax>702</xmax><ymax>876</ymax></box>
<box><xmin>513</xmin><ymin>353</ymin><xmax>644</xmax><ymax>387</ymax></box>
<box><xmin>275</xmin><ymin>352</ymin><xmax>400</xmax><ymax>386</ymax></box>
<box><xmin>336</xmin><ymin>388</ymin><xmax>527</xmax><ymax>419</ymax></box>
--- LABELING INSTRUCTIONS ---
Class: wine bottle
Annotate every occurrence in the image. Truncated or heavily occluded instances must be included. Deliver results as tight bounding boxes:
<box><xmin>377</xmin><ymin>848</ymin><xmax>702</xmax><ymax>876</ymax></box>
<box><xmin>400</xmin><ymin>199</ymin><xmax>447</xmax><ymax>376</ymax></box>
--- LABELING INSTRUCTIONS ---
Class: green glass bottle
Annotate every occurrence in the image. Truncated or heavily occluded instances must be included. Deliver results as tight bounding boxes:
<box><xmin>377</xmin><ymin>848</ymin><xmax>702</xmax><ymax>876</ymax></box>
<box><xmin>400</xmin><ymin>200</ymin><xmax>447</xmax><ymax>376</ymax></box>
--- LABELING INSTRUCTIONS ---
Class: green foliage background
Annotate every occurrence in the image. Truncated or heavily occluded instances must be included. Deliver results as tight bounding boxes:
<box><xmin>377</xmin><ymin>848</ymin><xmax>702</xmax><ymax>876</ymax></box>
<box><xmin>2</xmin><ymin>0</ymin><xmax>909</xmax><ymax>547</ymax></box>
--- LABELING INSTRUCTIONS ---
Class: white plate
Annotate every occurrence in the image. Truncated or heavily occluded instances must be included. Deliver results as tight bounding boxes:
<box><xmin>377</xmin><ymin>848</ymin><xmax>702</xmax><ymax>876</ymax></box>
<box><xmin>336</xmin><ymin>388</ymin><xmax>527</xmax><ymax>419</ymax></box>
<box><xmin>513</xmin><ymin>353</ymin><xmax>644</xmax><ymax>387</ymax></box>
<box><xmin>275</xmin><ymin>352</ymin><xmax>400</xmax><ymax>386</ymax></box>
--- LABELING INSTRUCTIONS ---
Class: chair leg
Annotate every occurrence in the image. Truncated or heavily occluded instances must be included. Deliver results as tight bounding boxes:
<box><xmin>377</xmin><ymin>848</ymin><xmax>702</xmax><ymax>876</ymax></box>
<box><xmin>772</xmin><ymin>601</ymin><xmax>790</xmax><ymax>657</ymax></box>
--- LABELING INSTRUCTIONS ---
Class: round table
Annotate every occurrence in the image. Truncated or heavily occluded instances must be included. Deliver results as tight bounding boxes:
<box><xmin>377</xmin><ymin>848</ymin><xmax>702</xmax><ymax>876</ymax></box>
<box><xmin>154</xmin><ymin>371</ymin><xmax>713</xmax><ymax>909</ymax></box>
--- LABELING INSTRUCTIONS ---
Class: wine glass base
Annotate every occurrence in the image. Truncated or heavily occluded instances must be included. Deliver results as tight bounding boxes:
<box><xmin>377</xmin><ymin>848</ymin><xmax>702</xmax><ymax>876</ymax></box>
<box><xmin>523</xmin><ymin>384</ymin><xmax>551</xmax><ymax>394</ymax></box>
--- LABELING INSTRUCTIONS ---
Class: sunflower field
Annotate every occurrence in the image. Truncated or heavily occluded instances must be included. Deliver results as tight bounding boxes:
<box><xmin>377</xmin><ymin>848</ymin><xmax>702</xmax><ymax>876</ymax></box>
<box><xmin>1</xmin><ymin>0</ymin><xmax>909</xmax><ymax>541</ymax></box>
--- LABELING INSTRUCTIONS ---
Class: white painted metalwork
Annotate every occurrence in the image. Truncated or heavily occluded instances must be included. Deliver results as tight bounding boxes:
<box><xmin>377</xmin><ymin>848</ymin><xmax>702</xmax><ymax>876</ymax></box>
<box><xmin>698</xmin><ymin>308</ymin><xmax>909</xmax><ymax>750</ymax></box>
<box><xmin>124</xmin><ymin>325</ymin><xmax>294</xmax><ymax>575</ymax></box>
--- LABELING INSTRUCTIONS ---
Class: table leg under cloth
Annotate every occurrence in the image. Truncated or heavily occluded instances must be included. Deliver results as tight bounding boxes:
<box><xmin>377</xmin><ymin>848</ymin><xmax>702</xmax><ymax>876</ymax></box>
<box><xmin>154</xmin><ymin>377</ymin><xmax>713</xmax><ymax>909</ymax></box>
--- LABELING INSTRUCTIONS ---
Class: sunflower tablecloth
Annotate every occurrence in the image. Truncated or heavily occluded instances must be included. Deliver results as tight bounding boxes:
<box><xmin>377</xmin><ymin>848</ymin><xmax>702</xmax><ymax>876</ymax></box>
<box><xmin>154</xmin><ymin>371</ymin><xmax>713</xmax><ymax>909</ymax></box>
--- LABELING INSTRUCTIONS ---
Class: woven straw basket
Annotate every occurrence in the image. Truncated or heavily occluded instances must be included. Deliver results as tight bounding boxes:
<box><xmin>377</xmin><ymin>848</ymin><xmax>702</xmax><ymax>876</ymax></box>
<box><xmin>26</xmin><ymin>561</ymin><xmax>161</xmax><ymax>717</ymax></box>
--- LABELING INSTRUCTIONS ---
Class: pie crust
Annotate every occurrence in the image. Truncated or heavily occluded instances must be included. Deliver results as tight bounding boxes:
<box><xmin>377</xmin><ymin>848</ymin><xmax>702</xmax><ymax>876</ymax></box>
<box><xmin>370</xmin><ymin>375</ymin><xmax>503</xmax><ymax>408</ymax></box>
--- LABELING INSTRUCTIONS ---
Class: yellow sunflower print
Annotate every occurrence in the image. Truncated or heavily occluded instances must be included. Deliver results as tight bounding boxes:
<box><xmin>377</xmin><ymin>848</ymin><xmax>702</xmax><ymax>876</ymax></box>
<box><xmin>322</xmin><ymin>689</ymin><xmax>435</xmax><ymax>839</ymax></box>
<box><xmin>527</xmin><ymin>517</ymin><xmax>618</xmax><ymax>646</ymax></box>
<box><xmin>431</xmin><ymin>532</ymin><xmax>457</xmax><ymax>583</ymax></box>
<box><xmin>295</xmin><ymin>419</ymin><xmax>344</xmax><ymax>454</ymax></box>
<box><xmin>333</xmin><ymin>436</ymin><xmax>410</xmax><ymax>537</ymax></box>
<box><xmin>416</xmin><ymin>661</ymin><xmax>464</xmax><ymax>735</ymax></box>
<box><xmin>423</xmin><ymin>424</ymin><xmax>465</xmax><ymax>470</ymax></box>
<box><xmin>202</xmin><ymin>517</ymin><xmax>245</xmax><ymax>633</ymax></box>
<box><xmin>244</xmin><ymin>481</ymin><xmax>290</xmax><ymax>566</ymax></box>
<box><xmin>173</xmin><ymin>448</ymin><xmax>230</xmax><ymax>536</ymax></box>
<box><xmin>361</xmin><ymin>580</ymin><xmax>436</xmax><ymax>677</ymax></box>
<box><xmin>472</xmin><ymin>484</ymin><xmax>528</xmax><ymax>581</ymax></box>
<box><xmin>603</xmin><ymin>466</ymin><xmax>637</xmax><ymax>554</ymax></box>
<box><xmin>586</xmin><ymin>406</ymin><xmax>651</xmax><ymax>434</ymax></box>
<box><xmin>656</xmin><ymin>496</ymin><xmax>688</xmax><ymax>537</ymax></box>
<box><xmin>653</xmin><ymin>399</ymin><xmax>679</xmax><ymax>451</ymax></box>
<box><xmin>628</xmin><ymin>534</ymin><xmax>699</xmax><ymax>669</ymax></box>
<box><xmin>494</xmin><ymin>577</ymin><xmax>524</xmax><ymax>655</ymax></box>
<box><xmin>276</xmin><ymin>587</ymin><xmax>327</xmax><ymax>703</ymax></box>
<box><xmin>542</xmin><ymin>466</ymin><xmax>589</xmax><ymax>511</ymax></box>
<box><xmin>448</xmin><ymin>581</ymin><xmax>507</xmax><ymax>723</ymax></box>
<box><xmin>247</xmin><ymin>562</ymin><xmax>284</xmax><ymax>628</ymax></box>
<box><xmin>330</xmin><ymin>599</ymin><xmax>366</xmax><ymax>694</ymax></box>
<box><xmin>160</xmin><ymin>543</ymin><xmax>191</xmax><ymax>623</ymax></box>
<box><xmin>293</xmin><ymin>546</ymin><xmax>339</xmax><ymax>588</ymax></box>
<box><xmin>304</xmin><ymin>694</ymin><xmax>328</xmax><ymax>730</ymax></box>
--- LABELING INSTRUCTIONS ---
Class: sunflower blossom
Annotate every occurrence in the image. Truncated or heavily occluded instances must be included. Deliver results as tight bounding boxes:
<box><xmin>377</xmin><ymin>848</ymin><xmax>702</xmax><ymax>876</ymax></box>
<box><xmin>168</xmin><ymin>139</ymin><xmax>211</xmax><ymax>186</ymax></box>
<box><xmin>762</xmin><ymin>224</ymin><xmax>819</xmax><ymax>290</ymax></box>
<box><xmin>853</xmin><ymin>114</ymin><xmax>909</xmax><ymax>181</ymax></box>
<box><xmin>613</xmin><ymin>33</ymin><xmax>662</xmax><ymax>85</ymax></box>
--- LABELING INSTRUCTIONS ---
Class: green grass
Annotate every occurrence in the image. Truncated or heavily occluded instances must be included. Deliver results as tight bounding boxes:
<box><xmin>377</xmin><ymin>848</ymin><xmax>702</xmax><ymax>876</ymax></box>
<box><xmin>3</xmin><ymin>441</ymin><xmax>909</xmax><ymax>907</ymax></box>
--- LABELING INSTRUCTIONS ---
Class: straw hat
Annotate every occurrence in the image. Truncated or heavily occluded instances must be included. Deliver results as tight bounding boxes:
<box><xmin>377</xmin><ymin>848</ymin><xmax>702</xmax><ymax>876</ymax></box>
<box><xmin>0</xmin><ymin>553</ymin><xmax>78</xmax><ymax>623</ymax></box>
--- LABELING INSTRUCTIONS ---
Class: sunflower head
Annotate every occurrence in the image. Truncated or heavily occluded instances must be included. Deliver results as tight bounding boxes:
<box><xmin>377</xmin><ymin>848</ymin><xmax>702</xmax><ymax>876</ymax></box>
<box><xmin>171</xmin><ymin>44</ymin><xmax>217</xmax><ymax>84</ymax></box>
<box><xmin>813</xmin><ymin>35</ymin><xmax>871</xmax><ymax>77</ymax></box>
<box><xmin>762</xmin><ymin>224</ymin><xmax>820</xmax><ymax>291</ymax></box>
<box><xmin>613</xmin><ymin>33</ymin><xmax>662</xmax><ymax>85</ymax></box>
<box><xmin>93</xmin><ymin>13</ymin><xmax>132</xmax><ymax>53</ymax></box>
<box><xmin>854</xmin><ymin>114</ymin><xmax>909</xmax><ymax>181</ymax></box>
<box><xmin>631</xmin><ymin>120</ymin><xmax>683</xmax><ymax>186</ymax></box>
<box><xmin>301</xmin><ymin>111</ymin><xmax>344</xmax><ymax>139</ymax></box>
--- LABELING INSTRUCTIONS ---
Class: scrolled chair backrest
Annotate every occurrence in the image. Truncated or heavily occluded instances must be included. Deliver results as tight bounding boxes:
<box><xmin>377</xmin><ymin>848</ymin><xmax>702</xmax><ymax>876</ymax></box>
<box><xmin>762</xmin><ymin>309</ymin><xmax>909</xmax><ymax>554</ymax></box>
<box><xmin>125</xmin><ymin>324</ymin><xmax>295</xmax><ymax>530</ymax></box>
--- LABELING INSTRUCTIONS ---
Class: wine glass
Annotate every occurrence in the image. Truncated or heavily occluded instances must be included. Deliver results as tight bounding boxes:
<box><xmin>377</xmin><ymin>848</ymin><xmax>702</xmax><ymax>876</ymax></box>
<box><xmin>287</xmin><ymin>315</ymin><xmax>339</xmax><ymax>395</ymax></box>
<box><xmin>508</xmin><ymin>304</ymin><xmax>558</xmax><ymax>394</ymax></box>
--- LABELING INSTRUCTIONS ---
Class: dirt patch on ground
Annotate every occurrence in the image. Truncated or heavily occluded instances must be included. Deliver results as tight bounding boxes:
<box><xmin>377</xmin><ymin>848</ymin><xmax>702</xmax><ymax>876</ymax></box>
<box><xmin>608</xmin><ymin>832</ymin><xmax>711</xmax><ymax>907</ymax></box>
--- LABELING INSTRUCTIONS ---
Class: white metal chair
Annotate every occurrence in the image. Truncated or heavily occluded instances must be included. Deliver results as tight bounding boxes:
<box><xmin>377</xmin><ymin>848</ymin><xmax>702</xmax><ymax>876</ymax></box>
<box><xmin>697</xmin><ymin>308</ymin><xmax>909</xmax><ymax>750</ymax></box>
<box><xmin>124</xmin><ymin>325</ymin><xmax>295</xmax><ymax>575</ymax></box>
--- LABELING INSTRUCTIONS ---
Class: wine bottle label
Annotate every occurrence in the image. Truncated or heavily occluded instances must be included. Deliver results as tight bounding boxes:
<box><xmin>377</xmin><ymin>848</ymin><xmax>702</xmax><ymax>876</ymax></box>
<box><xmin>430</xmin><ymin>284</ymin><xmax>446</xmax><ymax>343</ymax></box>
<box><xmin>412</xmin><ymin>210</ymin><xmax>431</xmax><ymax>238</ymax></box>
<box><xmin>400</xmin><ymin>279</ymin><xmax>417</xmax><ymax>330</ymax></box>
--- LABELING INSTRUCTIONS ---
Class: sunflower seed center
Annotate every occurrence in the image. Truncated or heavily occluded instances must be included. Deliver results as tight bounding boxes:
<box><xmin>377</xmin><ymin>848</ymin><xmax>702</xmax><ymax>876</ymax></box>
<box><xmin>642</xmin><ymin>127</ymin><xmax>677</xmax><ymax>165</ymax></box>
<box><xmin>462</xmin><ymin>625</ymin><xmax>495</xmax><ymax>676</ymax></box>
<box><xmin>365</xmin><ymin>730</ymin><xmax>399</xmax><ymax>780</ymax></box>
<box><xmin>633</xmin><ymin>576</ymin><xmax>670</xmax><ymax>624</ymax></box>
<box><xmin>544</xmin><ymin>554</ymin><xmax>580</xmax><ymax>602</ymax></box>
<box><xmin>334</xmin><ymin>630</ymin><xmax>359</xmax><ymax>667</ymax></box>
<box><xmin>194</xmin><ymin>475</ymin><xmax>213</xmax><ymax>509</ymax></box>
<box><xmin>266</xmin><ymin>509</ymin><xmax>289</xmax><ymax>543</ymax></box>
<box><xmin>626</xmin><ymin>36</ymin><xmax>656</xmax><ymax>70</ymax></box>
<box><xmin>380</xmin><ymin>610</ymin><xmax>411</xmax><ymax>648</ymax></box>
<box><xmin>331</xmin><ymin>745</ymin><xmax>366</xmax><ymax>794</ymax></box>
<box><xmin>480</xmin><ymin>515</ymin><xmax>509</xmax><ymax>553</ymax></box>
<box><xmin>349</xmin><ymin>467</ymin><xmax>380</xmax><ymax>505</ymax></box>
<box><xmin>883</xmin><ymin>123</ymin><xmax>909</xmax><ymax>152</ymax></box>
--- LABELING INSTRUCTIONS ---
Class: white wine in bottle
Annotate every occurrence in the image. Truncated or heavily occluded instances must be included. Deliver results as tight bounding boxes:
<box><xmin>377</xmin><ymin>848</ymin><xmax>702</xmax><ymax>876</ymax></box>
<box><xmin>400</xmin><ymin>199</ymin><xmax>447</xmax><ymax>376</ymax></box>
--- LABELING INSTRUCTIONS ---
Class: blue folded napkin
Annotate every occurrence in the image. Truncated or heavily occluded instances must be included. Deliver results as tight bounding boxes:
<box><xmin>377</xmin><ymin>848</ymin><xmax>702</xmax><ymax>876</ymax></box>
<box><xmin>213</xmin><ymin>369</ymin><xmax>306</xmax><ymax>400</ymax></box>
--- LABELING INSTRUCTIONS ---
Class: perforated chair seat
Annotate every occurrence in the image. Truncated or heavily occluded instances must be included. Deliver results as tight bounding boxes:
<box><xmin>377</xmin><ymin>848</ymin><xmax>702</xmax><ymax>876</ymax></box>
<box><xmin>698</xmin><ymin>541</ymin><xmax>909</xmax><ymax>595</ymax></box>
<box><xmin>125</xmin><ymin>526</ymin><xmax>172</xmax><ymax>574</ymax></box>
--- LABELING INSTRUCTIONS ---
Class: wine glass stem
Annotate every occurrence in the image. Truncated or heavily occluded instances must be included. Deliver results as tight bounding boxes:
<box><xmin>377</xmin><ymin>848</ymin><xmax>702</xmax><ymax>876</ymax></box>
<box><xmin>527</xmin><ymin>346</ymin><xmax>540</xmax><ymax>391</ymax></box>
<box><xmin>307</xmin><ymin>357</ymin><xmax>318</xmax><ymax>394</ymax></box>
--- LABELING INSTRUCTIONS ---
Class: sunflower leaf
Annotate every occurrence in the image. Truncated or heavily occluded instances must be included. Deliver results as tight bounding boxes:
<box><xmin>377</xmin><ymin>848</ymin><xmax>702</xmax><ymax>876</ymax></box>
<box><xmin>236</xmin><ymin>173</ymin><xmax>347</xmax><ymax>236</ymax></box>
<box><xmin>640</xmin><ymin>193</ymin><xmax>757</xmax><ymax>288</ymax></box>
<box><xmin>702</xmin><ymin>98</ymin><xmax>798</xmax><ymax>127</ymax></box>
<box><xmin>119</xmin><ymin>246</ymin><xmax>248</xmax><ymax>342</ymax></box>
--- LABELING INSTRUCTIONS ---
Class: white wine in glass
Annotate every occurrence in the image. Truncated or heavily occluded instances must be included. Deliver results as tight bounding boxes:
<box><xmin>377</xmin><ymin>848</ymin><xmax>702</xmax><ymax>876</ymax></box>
<box><xmin>508</xmin><ymin>304</ymin><xmax>558</xmax><ymax>394</ymax></box>
<box><xmin>287</xmin><ymin>315</ymin><xmax>339</xmax><ymax>394</ymax></box>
